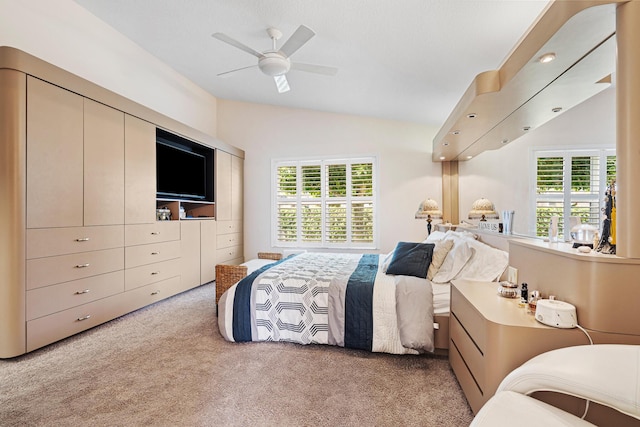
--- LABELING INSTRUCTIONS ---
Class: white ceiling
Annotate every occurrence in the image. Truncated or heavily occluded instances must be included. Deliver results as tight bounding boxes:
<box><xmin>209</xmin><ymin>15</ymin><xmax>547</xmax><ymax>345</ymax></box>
<box><xmin>74</xmin><ymin>0</ymin><xmax>550</xmax><ymax>126</ymax></box>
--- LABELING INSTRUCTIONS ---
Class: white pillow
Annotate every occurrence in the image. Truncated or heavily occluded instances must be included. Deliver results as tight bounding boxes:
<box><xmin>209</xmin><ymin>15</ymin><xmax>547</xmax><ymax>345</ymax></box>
<box><xmin>427</xmin><ymin>238</ymin><xmax>454</xmax><ymax>280</ymax></box>
<box><xmin>453</xmin><ymin>238</ymin><xmax>509</xmax><ymax>282</ymax></box>
<box><xmin>381</xmin><ymin>251</ymin><xmax>394</xmax><ymax>273</ymax></box>
<box><xmin>431</xmin><ymin>239</ymin><xmax>473</xmax><ymax>283</ymax></box>
<box><xmin>424</xmin><ymin>231</ymin><xmax>447</xmax><ymax>243</ymax></box>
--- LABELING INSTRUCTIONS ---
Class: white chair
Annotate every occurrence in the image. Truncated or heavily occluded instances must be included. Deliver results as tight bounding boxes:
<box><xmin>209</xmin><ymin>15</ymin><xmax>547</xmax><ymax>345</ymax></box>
<box><xmin>470</xmin><ymin>344</ymin><xmax>640</xmax><ymax>426</ymax></box>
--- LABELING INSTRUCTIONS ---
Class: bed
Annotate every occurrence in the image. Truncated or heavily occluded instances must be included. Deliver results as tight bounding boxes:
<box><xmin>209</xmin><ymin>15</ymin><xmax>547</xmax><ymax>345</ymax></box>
<box><xmin>216</xmin><ymin>230</ymin><xmax>508</xmax><ymax>355</ymax></box>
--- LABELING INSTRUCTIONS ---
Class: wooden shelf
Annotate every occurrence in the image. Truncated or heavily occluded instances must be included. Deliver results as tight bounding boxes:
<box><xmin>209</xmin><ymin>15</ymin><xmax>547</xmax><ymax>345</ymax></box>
<box><xmin>156</xmin><ymin>199</ymin><xmax>215</xmax><ymax>220</ymax></box>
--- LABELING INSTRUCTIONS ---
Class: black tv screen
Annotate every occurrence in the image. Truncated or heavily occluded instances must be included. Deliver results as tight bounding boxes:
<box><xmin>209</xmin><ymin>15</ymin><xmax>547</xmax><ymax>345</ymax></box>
<box><xmin>156</xmin><ymin>130</ymin><xmax>213</xmax><ymax>201</ymax></box>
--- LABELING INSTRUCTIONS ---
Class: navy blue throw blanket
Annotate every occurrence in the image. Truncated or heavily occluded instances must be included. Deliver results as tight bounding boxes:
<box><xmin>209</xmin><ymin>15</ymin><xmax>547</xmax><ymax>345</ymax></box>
<box><xmin>232</xmin><ymin>255</ymin><xmax>294</xmax><ymax>342</ymax></box>
<box><xmin>344</xmin><ymin>254</ymin><xmax>379</xmax><ymax>351</ymax></box>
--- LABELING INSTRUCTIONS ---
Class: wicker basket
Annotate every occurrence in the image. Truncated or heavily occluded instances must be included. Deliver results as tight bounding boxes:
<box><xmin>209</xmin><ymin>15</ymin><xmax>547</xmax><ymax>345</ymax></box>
<box><xmin>257</xmin><ymin>252</ymin><xmax>283</xmax><ymax>260</ymax></box>
<box><xmin>215</xmin><ymin>264</ymin><xmax>247</xmax><ymax>305</ymax></box>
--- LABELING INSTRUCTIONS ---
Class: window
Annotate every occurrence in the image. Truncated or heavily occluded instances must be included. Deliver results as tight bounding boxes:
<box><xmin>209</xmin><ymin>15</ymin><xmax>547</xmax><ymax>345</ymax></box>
<box><xmin>533</xmin><ymin>148</ymin><xmax>616</xmax><ymax>240</ymax></box>
<box><xmin>273</xmin><ymin>157</ymin><xmax>377</xmax><ymax>248</ymax></box>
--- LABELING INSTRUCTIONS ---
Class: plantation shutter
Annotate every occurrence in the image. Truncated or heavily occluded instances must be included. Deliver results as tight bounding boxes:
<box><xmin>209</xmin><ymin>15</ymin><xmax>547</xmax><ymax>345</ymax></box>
<box><xmin>274</xmin><ymin>157</ymin><xmax>376</xmax><ymax>248</ymax></box>
<box><xmin>534</xmin><ymin>149</ymin><xmax>615</xmax><ymax>240</ymax></box>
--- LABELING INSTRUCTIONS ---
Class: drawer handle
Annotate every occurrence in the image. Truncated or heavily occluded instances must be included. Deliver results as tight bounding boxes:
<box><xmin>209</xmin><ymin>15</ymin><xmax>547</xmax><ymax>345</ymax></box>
<box><xmin>77</xmin><ymin>315</ymin><xmax>91</xmax><ymax>321</ymax></box>
<box><xmin>75</xmin><ymin>263</ymin><xmax>90</xmax><ymax>268</ymax></box>
<box><xmin>151</xmin><ymin>271</ymin><xmax>160</xmax><ymax>275</ymax></box>
<box><xmin>75</xmin><ymin>289</ymin><xmax>90</xmax><ymax>295</ymax></box>
<box><xmin>151</xmin><ymin>231</ymin><xmax>161</xmax><ymax>235</ymax></box>
<box><xmin>151</xmin><ymin>290</ymin><xmax>160</xmax><ymax>295</ymax></box>
<box><xmin>151</xmin><ymin>252</ymin><xmax>160</xmax><ymax>255</ymax></box>
<box><xmin>75</xmin><ymin>237</ymin><xmax>90</xmax><ymax>242</ymax></box>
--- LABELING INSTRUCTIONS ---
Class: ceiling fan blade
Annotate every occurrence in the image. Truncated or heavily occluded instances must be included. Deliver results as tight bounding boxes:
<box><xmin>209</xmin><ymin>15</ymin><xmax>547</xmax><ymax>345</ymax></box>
<box><xmin>274</xmin><ymin>75</ymin><xmax>290</xmax><ymax>93</ymax></box>
<box><xmin>291</xmin><ymin>62</ymin><xmax>338</xmax><ymax>76</ymax></box>
<box><xmin>212</xmin><ymin>32</ymin><xmax>264</xmax><ymax>58</ymax></box>
<box><xmin>217</xmin><ymin>64</ymin><xmax>258</xmax><ymax>77</ymax></box>
<box><xmin>279</xmin><ymin>25</ymin><xmax>315</xmax><ymax>58</ymax></box>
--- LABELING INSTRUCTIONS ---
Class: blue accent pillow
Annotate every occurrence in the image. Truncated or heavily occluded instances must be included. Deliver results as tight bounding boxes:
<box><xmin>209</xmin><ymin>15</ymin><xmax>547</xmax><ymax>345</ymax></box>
<box><xmin>386</xmin><ymin>242</ymin><xmax>434</xmax><ymax>279</ymax></box>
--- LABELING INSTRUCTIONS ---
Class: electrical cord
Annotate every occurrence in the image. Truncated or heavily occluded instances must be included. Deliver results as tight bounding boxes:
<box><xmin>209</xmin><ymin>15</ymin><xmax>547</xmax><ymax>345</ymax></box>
<box><xmin>575</xmin><ymin>323</ymin><xmax>593</xmax><ymax>419</ymax></box>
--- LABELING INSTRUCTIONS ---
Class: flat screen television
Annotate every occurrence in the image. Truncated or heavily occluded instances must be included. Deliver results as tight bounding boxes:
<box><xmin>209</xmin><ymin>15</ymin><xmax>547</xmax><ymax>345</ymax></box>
<box><xmin>156</xmin><ymin>129</ymin><xmax>214</xmax><ymax>202</ymax></box>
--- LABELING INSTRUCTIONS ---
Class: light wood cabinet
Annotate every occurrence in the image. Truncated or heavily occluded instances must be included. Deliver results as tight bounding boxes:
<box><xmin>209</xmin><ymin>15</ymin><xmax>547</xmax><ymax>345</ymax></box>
<box><xmin>0</xmin><ymin>47</ymin><xmax>244</xmax><ymax>358</ymax></box>
<box><xmin>215</xmin><ymin>150</ymin><xmax>232</xmax><ymax>221</ymax></box>
<box><xmin>125</xmin><ymin>115</ymin><xmax>156</xmax><ymax>224</ymax></box>
<box><xmin>449</xmin><ymin>280</ymin><xmax>587</xmax><ymax>414</ymax></box>
<box><xmin>26</xmin><ymin>76</ymin><xmax>84</xmax><ymax>229</ymax></box>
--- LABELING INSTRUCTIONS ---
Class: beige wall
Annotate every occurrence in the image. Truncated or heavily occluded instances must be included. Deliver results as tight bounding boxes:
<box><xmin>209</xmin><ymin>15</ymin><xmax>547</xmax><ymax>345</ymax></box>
<box><xmin>458</xmin><ymin>86</ymin><xmax>616</xmax><ymax>236</ymax></box>
<box><xmin>0</xmin><ymin>0</ymin><xmax>218</xmax><ymax>137</ymax></box>
<box><xmin>217</xmin><ymin>99</ymin><xmax>441</xmax><ymax>257</ymax></box>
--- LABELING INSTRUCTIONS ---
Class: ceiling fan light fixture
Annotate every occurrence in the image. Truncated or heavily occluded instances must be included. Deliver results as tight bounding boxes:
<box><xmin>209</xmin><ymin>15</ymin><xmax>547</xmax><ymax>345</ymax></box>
<box><xmin>258</xmin><ymin>52</ymin><xmax>291</xmax><ymax>76</ymax></box>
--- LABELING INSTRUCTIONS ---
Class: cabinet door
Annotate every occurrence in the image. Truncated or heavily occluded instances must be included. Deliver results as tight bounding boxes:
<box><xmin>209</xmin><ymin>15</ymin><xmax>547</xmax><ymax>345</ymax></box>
<box><xmin>231</xmin><ymin>155</ymin><xmax>243</xmax><ymax>220</ymax></box>
<box><xmin>180</xmin><ymin>221</ymin><xmax>201</xmax><ymax>288</ymax></box>
<box><xmin>215</xmin><ymin>150</ymin><xmax>232</xmax><ymax>221</ymax></box>
<box><xmin>125</xmin><ymin>115</ymin><xmax>156</xmax><ymax>224</ymax></box>
<box><xmin>84</xmin><ymin>99</ymin><xmax>125</xmax><ymax>226</ymax></box>
<box><xmin>200</xmin><ymin>220</ymin><xmax>217</xmax><ymax>283</ymax></box>
<box><xmin>26</xmin><ymin>76</ymin><xmax>83</xmax><ymax>228</ymax></box>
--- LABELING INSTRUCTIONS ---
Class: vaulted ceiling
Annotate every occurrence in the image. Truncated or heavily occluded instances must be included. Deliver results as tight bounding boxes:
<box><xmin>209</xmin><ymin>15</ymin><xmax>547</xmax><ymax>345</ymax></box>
<box><xmin>74</xmin><ymin>0</ymin><xmax>549</xmax><ymax>126</ymax></box>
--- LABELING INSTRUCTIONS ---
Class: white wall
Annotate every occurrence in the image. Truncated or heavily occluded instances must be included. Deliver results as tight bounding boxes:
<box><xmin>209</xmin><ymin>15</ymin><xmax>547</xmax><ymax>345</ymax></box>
<box><xmin>458</xmin><ymin>86</ymin><xmax>616</xmax><ymax>235</ymax></box>
<box><xmin>0</xmin><ymin>0</ymin><xmax>218</xmax><ymax>137</ymax></box>
<box><xmin>217</xmin><ymin>99</ymin><xmax>441</xmax><ymax>257</ymax></box>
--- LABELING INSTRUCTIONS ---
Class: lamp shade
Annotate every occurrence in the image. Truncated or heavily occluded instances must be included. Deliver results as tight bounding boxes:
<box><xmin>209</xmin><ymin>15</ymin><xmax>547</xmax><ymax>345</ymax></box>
<box><xmin>468</xmin><ymin>197</ymin><xmax>499</xmax><ymax>220</ymax></box>
<box><xmin>415</xmin><ymin>198</ymin><xmax>443</xmax><ymax>219</ymax></box>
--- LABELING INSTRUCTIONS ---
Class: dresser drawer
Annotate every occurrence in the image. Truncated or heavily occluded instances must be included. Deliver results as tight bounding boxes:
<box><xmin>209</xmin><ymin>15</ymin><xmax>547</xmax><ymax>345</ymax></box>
<box><xmin>26</xmin><ymin>291</ymin><xmax>130</xmax><ymax>352</ymax></box>
<box><xmin>216</xmin><ymin>245</ymin><xmax>243</xmax><ymax>264</ymax></box>
<box><xmin>125</xmin><ymin>258</ymin><xmax>181</xmax><ymax>291</ymax></box>
<box><xmin>450</xmin><ymin>313</ymin><xmax>485</xmax><ymax>391</ymax></box>
<box><xmin>450</xmin><ymin>337</ymin><xmax>484</xmax><ymax>413</ymax></box>
<box><xmin>119</xmin><ymin>276</ymin><xmax>185</xmax><ymax>314</ymax></box>
<box><xmin>26</xmin><ymin>225</ymin><xmax>124</xmax><ymax>259</ymax></box>
<box><xmin>125</xmin><ymin>221</ymin><xmax>180</xmax><ymax>246</ymax></box>
<box><xmin>217</xmin><ymin>220</ymin><xmax>242</xmax><ymax>234</ymax></box>
<box><xmin>26</xmin><ymin>270</ymin><xmax>124</xmax><ymax>320</ymax></box>
<box><xmin>451</xmin><ymin>285</ymin><xmax>487</xmax><ymax>352</ymax></box>
<box><xmin>26</xmin><ymin>248</ymin><xmax>124</xmax><ymax>290</ymax></box>
<box><xmin>216</xmin><ymin>232</ymin><xmax>242</xmax><ymax>249</ymax></box>
<box><xmin>125</xmin><ymin>240</ymin><xmax>180</xmax><ymax>269</ymax></box>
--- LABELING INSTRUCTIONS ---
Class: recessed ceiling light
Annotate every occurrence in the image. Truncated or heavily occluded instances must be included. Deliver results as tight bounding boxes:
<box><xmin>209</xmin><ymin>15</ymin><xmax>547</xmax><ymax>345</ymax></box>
<box><xmin>442</xmin><ymin>141</ymin><xmax>449</xmax><ymax>146</ymax></box>
<box><xmin>538</xmin><ymin>52</ymin><xmax>556</xmax><ymax>64</ymax></box>
<box><xmin>451</xmin><ymin>130</ymin><xmax>460</xmax><ymax>135</ymax></box>
<box><xmin>501</xmin><ymin>139</ymin><xmax>509</xmax><ymax>144</ymax></box>
<box><xmin>552</xmin><ymin>107</ymin><xmax>563</xmax><ymax>113</ymax></box>
<box><xmin>523</xmin><ymin>126</ymin><xmax>531</xmax><ymax>131</ymax></box>
<box><xmin>466</xmin><ymin>155</ymin><xmax>473</xmax><ymax>159</ymax></box>
<box><xmin>467</xmin><ymin>113</ymin><xmax>477</xmax><ymax>119</ymax></box>
<box><xmin>439</xmin><ymin>156</ymin><xmax>446</xmax><ymax>161</ymax></box>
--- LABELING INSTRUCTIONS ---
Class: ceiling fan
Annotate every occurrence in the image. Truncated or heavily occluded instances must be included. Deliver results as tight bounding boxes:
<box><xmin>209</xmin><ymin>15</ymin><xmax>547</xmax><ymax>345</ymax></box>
<box><xmin>212</xmin><ymin>25</ymin><xmax>338</xmax><ymax>93</ymax></box>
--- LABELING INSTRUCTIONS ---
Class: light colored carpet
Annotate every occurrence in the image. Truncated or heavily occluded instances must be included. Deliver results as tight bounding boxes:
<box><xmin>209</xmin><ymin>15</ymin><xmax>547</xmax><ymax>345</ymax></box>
<box><xmin>0</xmin><ymin>282</ymin><xmax>474</xmax><ymax>426</ymax></box>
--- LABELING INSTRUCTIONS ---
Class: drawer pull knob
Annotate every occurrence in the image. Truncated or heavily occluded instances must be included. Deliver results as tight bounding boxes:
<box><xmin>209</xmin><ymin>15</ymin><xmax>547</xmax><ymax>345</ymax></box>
<box><xmin>151</xmin><ymin>252</ymin><xmax>160</xmax><ymax>255</ymax></box>
<box><xmin>151</xmin><ymin>271</ymin><xmax>160</xmax><ymax>275</ymax></box>
<box><xmin>77</xmin><ymin>315</ymin><xmax>91</xmax><ymax>321</ymax></box>
<box><xmin>75</xmin><ymin>237</ymin><xmax>90</xmax><ymax>242</ymax></box>
<box><xmin>151</xmin><ymin>231</ymin><xmax>161</xmax><ymax>235</ymax></box>
<box><xmin>75</xmin><ymin>263</ymin><xmax>90</xmax><ymax>268</ymax></box>
<box><xmin>75</xmin><ymin>289</ymin><xmax>90</xmax><ymax>295</ymax></box>
<box><xmin>151</xmin><ymin>290</ymin><xmax>160</xmax><ymax>295</ymax></box>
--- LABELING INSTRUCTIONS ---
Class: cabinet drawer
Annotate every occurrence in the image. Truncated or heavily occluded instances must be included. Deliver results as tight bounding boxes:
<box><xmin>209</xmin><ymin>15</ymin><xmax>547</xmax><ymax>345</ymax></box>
<box><xmin>26</xmin><ymin>270</ymin><xmax>124</xmax><ymax>320</ymax></box>
<box><xmin>216</xmin><ymin>245</ymin><xmax>243</xmax><ymax>264</ymax></box>
<box><xmin>217</xmin><ymin>220</ymin><xmax>242</xmax><ymax>234</ymax></box>
<box><xmin>119</xmin><ymin>276</ymin><xmax>185</xmax><ymax>314</ymax></box>
<box><xmin>216</xmin><ymin>232</ymin><xmax>242</xmax><ymax>249</ymax></box>
<box><xmin>26</xmin><ymin>291</ymin><xmax>130</xmax><ymax>352</ymax></box>
<box><xmin>450</xmin><ymin>313</ymin><xmax>485</xmax><ymax>391</ymax></box>
<box><xmin>125</xmin><ymin>240</ymin><xmax>180</xmax><ymax>269</ymax></box>
<box><xmin>125</xmin><ymin>221</ymin><xmax>180</xmax><ymax>246</ymax></box>
<box><xmin>26</xmin><ymin>225</ymin><xmax>124</xmax><ymax>259</ymax></box>
<box><xmin>451</xmin><ymin>285</ymin><xmax>486</xmax><ymax>352</ymax></box>
<box><xmin>125</xmin><ymin>258</ymin><xmax>181</xmax><ymax>291</ymax></box>
<box><xmin>26</xmin><ymin>248</ymin><xmax>124</xmax><ymax>290</ymax></box>
<box><xmin>450</xmin><ymin>338</ymin><xmax>484</xmax><ymax>414</ymax></box>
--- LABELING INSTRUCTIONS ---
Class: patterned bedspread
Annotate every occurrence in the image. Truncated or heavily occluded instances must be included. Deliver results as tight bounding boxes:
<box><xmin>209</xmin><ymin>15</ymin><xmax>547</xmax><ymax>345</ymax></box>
<box><xmin>217</xmin><ymin>252</ymin><xmax>434</xmax><ymax>355</ymax></box>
